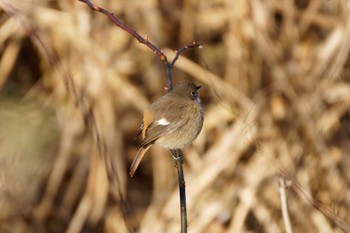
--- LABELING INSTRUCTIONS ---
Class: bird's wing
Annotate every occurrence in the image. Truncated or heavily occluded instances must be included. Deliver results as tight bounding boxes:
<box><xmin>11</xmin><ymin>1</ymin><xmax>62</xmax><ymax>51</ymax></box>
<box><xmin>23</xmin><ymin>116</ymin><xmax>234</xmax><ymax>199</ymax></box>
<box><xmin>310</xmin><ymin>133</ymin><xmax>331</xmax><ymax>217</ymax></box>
<box><xmin>140</xmin><ymin>118</ymin><xmax>186</xmax><ymax>147</ymax></box>
<box><xmin>140</xmin><ymin>93</ymin><xmax>189</xmax><ymax>147</ymax></box>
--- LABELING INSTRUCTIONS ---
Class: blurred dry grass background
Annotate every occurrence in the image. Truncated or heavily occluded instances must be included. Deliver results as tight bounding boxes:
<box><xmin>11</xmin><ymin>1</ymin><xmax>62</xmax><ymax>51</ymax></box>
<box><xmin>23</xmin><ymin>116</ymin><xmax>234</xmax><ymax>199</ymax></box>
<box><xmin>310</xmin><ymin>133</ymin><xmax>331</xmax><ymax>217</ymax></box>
<box><xmin>1</xmin><ymin>0</ymin><xmax>350</xmax><ymax>232</ymax></box>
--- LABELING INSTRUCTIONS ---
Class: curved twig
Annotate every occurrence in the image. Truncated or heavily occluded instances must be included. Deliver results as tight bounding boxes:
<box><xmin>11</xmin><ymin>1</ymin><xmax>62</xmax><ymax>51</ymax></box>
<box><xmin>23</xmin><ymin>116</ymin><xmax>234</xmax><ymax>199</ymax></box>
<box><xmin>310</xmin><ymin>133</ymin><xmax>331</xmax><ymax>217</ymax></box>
<box><xmin>79</xmin><ymin>0</ymin><xmax>201</xmax><ymax>91</ymax></box>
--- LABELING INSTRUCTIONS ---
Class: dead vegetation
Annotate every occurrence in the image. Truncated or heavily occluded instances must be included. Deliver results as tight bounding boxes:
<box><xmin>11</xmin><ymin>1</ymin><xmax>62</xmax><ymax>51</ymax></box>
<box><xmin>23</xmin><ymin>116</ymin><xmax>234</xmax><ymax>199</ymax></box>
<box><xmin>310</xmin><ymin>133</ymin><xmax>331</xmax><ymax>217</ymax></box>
<box><xmin>0</xmin><ymin>0</ymin><xmax>350</xmax><ymax>232</ymax></box>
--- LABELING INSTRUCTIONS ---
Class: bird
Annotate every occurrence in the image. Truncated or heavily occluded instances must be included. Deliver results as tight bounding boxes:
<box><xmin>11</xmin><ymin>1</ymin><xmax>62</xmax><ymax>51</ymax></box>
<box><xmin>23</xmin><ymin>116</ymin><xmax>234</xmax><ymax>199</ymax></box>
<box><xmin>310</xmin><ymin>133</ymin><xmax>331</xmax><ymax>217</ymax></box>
<box><xmin>129</xmin><ymin>80</ymin><xmax>204</xmax><ymax>177</ymax></box>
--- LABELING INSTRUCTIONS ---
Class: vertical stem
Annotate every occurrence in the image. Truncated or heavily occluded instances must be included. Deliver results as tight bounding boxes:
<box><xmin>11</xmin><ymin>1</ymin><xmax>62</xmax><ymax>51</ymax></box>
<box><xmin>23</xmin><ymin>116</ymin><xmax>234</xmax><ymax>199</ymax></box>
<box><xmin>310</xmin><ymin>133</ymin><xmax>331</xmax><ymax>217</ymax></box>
<box><xmin>171</xmin><ymin>149</ymin><xmax>187</xmax><ymax>233</ymax></box>
<box><xmin>167</xmin><ymin>63</ymin><xmax>173</xmax><ymax>91</ymax></box>
<box><xmin>278</xmin><ymin>176</ymin><xmax>293</xmax><ymax>233</ymax></box>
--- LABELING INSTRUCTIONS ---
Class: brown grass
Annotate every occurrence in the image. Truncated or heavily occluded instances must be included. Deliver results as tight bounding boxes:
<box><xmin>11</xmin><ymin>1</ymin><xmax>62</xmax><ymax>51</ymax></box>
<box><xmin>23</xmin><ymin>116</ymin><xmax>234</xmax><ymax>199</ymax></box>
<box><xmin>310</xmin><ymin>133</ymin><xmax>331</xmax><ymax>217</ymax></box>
<box><xmin>0</xmin><ymin>0</ymin><xmax>350</xmax><ymax>232</ymax></box>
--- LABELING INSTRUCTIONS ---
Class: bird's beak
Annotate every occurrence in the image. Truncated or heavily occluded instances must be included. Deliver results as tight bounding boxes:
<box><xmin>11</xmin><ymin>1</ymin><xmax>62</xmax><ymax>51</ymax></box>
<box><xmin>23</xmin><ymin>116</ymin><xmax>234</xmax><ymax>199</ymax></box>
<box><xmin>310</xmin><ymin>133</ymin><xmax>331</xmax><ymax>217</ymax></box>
<box><xmin>195</xmin><ymin>85</ymin><xmax>201</xmax><ymax>90</ymax></box>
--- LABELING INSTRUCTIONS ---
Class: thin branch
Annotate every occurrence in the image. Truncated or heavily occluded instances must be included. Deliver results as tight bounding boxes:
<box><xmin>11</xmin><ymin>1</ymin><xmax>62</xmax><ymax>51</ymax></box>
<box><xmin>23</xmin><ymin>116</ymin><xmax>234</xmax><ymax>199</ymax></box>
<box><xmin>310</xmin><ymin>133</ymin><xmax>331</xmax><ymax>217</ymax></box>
<box><xmin>171</xmin><ymin>42</ymin><xmax>203</xmax><ymax>67</ymax></box>
<box><xmin>167</xmin><ymin>42</ymin><xmax>202</xmax><ymax>91</ymax></box>
<box><xmin>278</xmin><ymin>176</ymin><xmax>293</xmax><ymax>233</ymax></box>
<box><xmin>79</xmin><ymin>0</ymin><xmax>202</xmax><ymax>91</ymax></box>
<box><xmin>171</xmin><ymin>149</ymin><xmax>188</xmax><ymax>233</ymax></box>
<box><xmin>79</xmin><ymin>0</ymin><xmax>167</xmax><ymax>62</ymax></box>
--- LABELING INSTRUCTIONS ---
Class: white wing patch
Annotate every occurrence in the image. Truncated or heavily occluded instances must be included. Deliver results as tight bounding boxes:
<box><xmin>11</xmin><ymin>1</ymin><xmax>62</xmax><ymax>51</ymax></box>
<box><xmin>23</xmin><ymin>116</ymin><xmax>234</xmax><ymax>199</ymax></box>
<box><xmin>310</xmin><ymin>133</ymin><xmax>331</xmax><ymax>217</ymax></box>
<box><xmin>158</xmin><ymin>118</ymin><xmax>170</xmax><ymax>125</ymax></box>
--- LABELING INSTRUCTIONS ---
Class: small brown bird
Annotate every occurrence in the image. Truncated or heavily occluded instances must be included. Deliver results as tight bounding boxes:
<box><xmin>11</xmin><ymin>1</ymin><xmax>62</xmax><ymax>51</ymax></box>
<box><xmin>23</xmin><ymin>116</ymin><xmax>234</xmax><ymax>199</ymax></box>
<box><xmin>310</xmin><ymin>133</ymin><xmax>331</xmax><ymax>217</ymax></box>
<box><xmin>129</xmin><ymin>81</ymin><xmax>204</xmax><ymax>177</ymax></box>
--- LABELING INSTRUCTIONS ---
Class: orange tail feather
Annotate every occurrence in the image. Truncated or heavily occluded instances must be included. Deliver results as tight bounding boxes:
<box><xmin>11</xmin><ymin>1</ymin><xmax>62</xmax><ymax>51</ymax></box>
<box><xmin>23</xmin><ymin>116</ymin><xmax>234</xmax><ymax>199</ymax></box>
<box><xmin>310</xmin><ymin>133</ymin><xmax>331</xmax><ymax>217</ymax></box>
<box><xmin>129</xmin><ymin>145</ymin><xmax>152</xmax><ymax>177</ymax></box>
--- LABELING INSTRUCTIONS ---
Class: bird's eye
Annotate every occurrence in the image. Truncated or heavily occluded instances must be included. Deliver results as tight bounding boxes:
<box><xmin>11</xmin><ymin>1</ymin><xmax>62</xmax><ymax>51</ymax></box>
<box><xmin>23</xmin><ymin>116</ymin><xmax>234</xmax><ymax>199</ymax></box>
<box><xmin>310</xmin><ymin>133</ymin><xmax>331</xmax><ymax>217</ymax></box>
<box><xmin>191</xmin><ymin>90</ymin><xmax>198</xmax><ymax>99</ymax></box>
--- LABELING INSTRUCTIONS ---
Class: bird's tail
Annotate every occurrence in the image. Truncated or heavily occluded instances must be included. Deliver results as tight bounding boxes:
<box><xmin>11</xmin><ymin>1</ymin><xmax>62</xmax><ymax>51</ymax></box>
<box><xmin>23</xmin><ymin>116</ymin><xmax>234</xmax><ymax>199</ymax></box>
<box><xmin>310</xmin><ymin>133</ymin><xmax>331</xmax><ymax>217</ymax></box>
<box><xmin>129</xmin><ymin>145</ymin><xmax>152</xmax><ymax>177</ymax></box>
